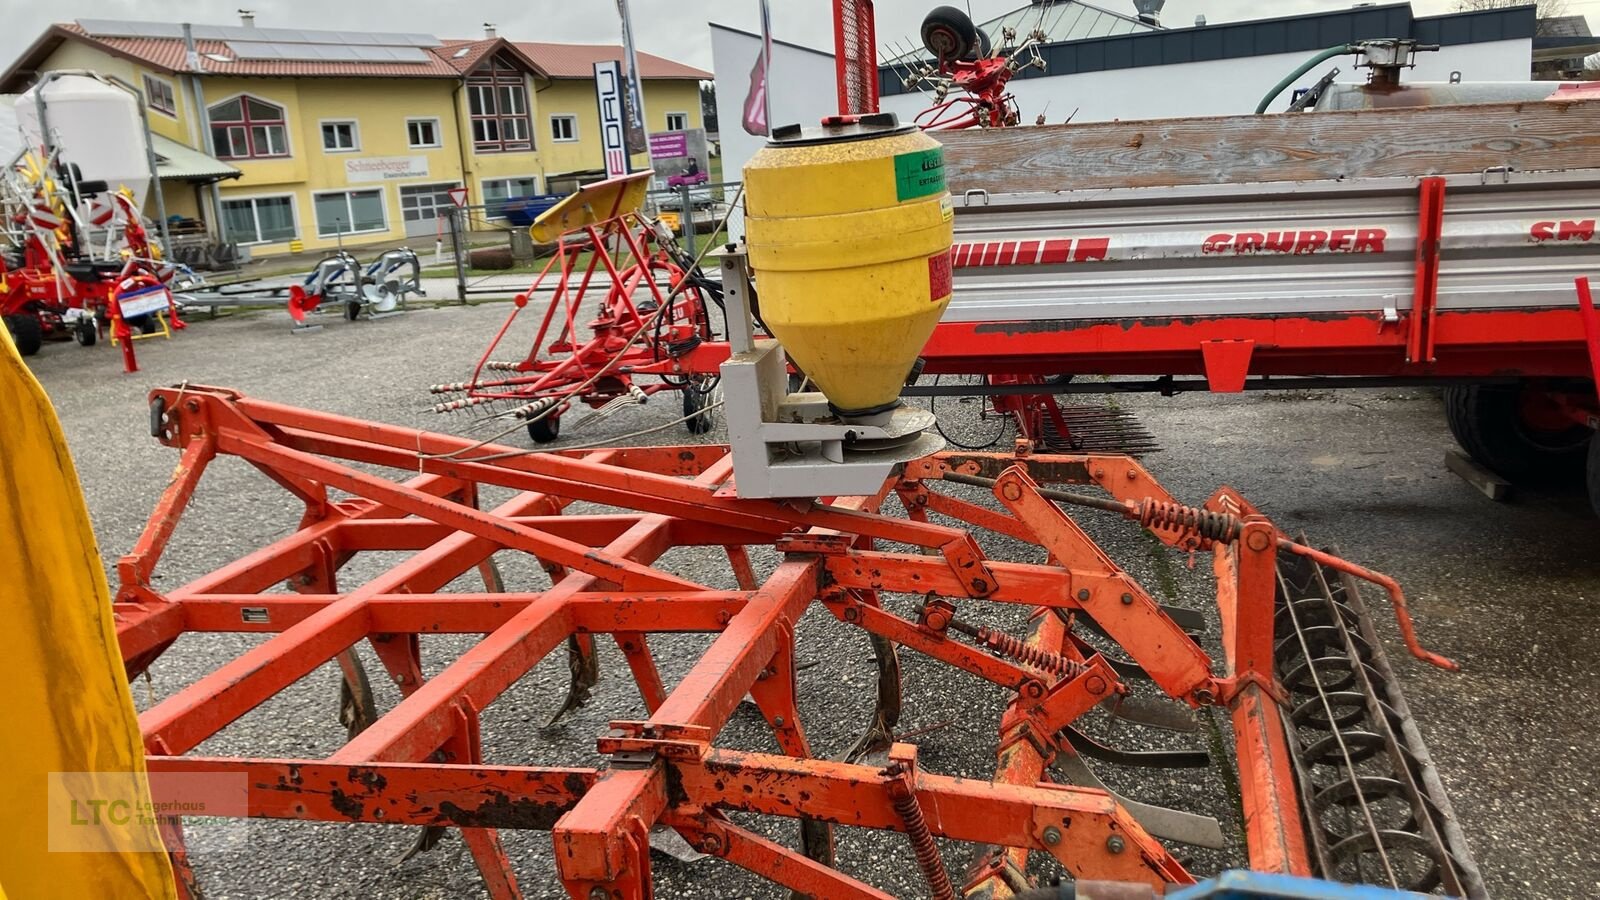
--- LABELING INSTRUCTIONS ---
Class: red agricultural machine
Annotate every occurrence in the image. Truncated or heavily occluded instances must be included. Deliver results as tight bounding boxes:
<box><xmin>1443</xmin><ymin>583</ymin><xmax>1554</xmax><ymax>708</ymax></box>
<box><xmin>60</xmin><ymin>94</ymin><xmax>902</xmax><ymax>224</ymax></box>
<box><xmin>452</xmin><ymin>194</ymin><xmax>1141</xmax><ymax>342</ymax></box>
<box><xmin>890</xmin><ymin>5</ymin><xmax>1048</xmax><ymax>130</ymax></box>
<box><xmin>2</xmin><ymin>151</ymin><xmax>185</xmax><ymax>372</ymax></box>
<box><xmin>430</xmin><ymin>173</ymin><xmax>721</xmax><ymax>443</ymax></box>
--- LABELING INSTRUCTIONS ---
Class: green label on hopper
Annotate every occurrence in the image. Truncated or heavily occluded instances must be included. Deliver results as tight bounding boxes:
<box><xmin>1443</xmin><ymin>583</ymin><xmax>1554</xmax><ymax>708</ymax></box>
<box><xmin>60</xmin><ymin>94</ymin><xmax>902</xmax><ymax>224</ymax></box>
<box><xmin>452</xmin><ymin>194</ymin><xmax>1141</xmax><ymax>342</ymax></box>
<box><xmin>894</xmin><ymin>148</ymin><xmax>945</xmax><ymax>202</ymax></box>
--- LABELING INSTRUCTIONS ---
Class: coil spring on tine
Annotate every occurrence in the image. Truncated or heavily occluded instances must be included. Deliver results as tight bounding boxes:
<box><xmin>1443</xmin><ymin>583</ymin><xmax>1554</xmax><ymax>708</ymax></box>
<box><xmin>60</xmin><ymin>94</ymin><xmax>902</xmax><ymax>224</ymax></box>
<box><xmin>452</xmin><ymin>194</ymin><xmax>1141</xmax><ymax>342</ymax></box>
<box><xmin>512</xmin><ymin>396</ymin><xmax>561</xmax><ymax>420</ymax></box>
<box><xmin>429</xmin><ymin>382</ymin><xmax>472</xmax><ymax>394</ymax></box>
<box><xmin>888</xmin><ymin>782</ymin><xmax>956</xmax><ymax>900</ymax></box>
<box><xmin>1137</xmin><ymin>499</ymin><xmax>1243</xmax><ymax>544</ymax></box>
<box><xmin>485</xmin><ymin>360</ymin><xmax>521</xmax><ymax>371</ymax></box>
<box><xmin>977</xmin><ymin>628</ymin><xmax>1086</xmax><ymax>679</ymax></box>
<box><xmin>431</xmin><ymin>397</ymin><xmax>487</xmax><ymax>414</ymax></box>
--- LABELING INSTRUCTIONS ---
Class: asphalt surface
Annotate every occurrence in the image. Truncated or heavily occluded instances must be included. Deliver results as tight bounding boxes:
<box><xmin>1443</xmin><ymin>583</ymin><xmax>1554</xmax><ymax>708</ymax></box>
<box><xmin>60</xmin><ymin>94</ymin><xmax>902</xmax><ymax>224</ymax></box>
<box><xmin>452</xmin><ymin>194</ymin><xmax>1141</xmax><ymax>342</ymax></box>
<box><xmin>26</xmin><ymin>301</ymin><xmax>1600</xmax><ymax>899</ymax></box>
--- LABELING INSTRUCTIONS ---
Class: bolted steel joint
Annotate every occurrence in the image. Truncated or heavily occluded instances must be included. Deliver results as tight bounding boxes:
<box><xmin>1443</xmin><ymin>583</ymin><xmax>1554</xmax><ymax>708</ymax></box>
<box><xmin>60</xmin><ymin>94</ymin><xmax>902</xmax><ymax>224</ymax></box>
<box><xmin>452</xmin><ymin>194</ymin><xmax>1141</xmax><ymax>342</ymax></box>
<box><xmin>1106</xmin><ymin>834</ymin><xmax>1126</xmax><ymax>854</ymax></box>
<box><xmin>1042</xmin><ymin>825</ymin><xmax>1062</xmax><ymax>846</ymax></box>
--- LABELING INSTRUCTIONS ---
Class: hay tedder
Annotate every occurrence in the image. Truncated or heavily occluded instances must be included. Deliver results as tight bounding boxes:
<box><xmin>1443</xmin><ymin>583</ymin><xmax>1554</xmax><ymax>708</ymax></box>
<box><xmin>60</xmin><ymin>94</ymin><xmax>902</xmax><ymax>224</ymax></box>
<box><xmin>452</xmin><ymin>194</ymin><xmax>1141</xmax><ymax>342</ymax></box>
<box><xmin>2</xmin><ymin>149</ymin><xmax>186</xmax><ymax>372</ymax></box>
<box><xmin>428</xmin><ymin>173</ymin><xmax>722</xmax><ymax>443</ymax></box>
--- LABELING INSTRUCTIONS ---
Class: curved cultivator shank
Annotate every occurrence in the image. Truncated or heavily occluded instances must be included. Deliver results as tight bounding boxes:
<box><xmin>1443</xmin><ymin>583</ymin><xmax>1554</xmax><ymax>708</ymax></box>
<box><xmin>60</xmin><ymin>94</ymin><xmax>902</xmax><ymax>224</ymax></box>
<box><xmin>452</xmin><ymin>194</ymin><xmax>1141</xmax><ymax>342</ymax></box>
<box><xmin>114</xmin><ymin>385</ymin><xmax>1476</xmax><ymax>898</ymax></box>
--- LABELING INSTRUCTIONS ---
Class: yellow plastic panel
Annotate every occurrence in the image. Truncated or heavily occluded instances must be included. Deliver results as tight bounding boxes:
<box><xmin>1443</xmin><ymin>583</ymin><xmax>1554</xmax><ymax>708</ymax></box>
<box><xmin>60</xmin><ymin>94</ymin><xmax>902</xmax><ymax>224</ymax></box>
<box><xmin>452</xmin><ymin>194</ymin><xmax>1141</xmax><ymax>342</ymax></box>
<box><xmin>0</xmin><ymin>330</ymin><xmax>176</xmax><ymax>899</ymax></box>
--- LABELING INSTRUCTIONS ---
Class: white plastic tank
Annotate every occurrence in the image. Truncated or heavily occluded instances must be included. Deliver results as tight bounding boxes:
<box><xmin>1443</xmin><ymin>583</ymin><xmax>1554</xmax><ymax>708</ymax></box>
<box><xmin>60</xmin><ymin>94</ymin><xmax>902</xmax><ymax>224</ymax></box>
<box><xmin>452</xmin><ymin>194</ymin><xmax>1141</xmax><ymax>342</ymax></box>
<box><xmin>15</xmin><ymin>74</ymin><xmax>151</xmax><ymax>209</ymax></box>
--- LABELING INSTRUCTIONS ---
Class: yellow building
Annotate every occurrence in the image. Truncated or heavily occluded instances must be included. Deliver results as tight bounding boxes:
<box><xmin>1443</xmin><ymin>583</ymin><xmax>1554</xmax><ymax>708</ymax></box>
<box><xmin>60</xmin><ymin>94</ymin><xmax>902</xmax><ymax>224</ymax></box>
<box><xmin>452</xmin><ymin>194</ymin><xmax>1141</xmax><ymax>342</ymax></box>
<box><xmin>0</xmin><ymin>18</ymin><xmax>710</xmax><ymax>258</ymax></box>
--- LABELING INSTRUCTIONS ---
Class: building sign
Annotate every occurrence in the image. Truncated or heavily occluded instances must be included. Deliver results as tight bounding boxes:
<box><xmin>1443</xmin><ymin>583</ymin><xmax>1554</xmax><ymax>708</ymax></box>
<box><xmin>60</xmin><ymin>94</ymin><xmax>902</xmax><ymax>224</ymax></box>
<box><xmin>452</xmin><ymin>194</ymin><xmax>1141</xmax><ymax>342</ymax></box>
<box><xmin>649</xmin><ymin>131</ymin><xmax>689</xmax><ymax>159</ymax></box>
<box><xmin>346</xmin><ymin>156</ymin><xmax>429</xmax><ymax>183</ymax></box>
<box><xmin>594</xmin><ymin>60</ymin><xmax>629</xmax><ymax>178</ymax></box>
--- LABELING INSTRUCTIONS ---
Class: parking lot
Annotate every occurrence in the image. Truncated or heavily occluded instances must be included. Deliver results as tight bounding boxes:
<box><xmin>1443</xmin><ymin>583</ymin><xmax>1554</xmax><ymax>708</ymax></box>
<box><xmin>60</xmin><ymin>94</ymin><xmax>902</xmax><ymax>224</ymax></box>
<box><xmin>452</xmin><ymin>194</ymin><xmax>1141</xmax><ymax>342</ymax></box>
<box><xmin>28</xmin><ymin>303</ymin><xmax>1600</xmax><ymax>899</ymax></box>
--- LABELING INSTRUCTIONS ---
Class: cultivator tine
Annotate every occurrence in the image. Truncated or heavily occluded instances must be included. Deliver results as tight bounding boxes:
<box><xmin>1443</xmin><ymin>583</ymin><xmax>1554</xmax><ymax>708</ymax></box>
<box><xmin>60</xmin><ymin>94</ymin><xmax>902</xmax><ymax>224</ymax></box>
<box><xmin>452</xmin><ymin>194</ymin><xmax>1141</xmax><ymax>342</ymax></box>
<box><xmin>840</xmin><ymin>631</ymin><xmax>903</xmax><ymax>766</ymax></box>
<box><xmin>546</xmin><ymin>634</ymin><xmax>601</xmax><ymax>727</ymax></box>
<box><xmin>1275</xmin><ymin>543</ymin><xmax>1488</xmax><ymax>898</ymax></box>
<box><xmin>1103</xmin><ymin>693</ymin><xmax>1200</xmax><ymax>733</ymax></box>
<box><xmin>1052</xmin><ymin>751</ymin><xmax>1227</xmax><ymax>849</ymax></box>
<box><xmin>335</xmin><ymin>648</ymin><xmax>376</xmax><ymax>740</ymax></box>
<box><xmin>1037</xmin><ymin>404</ymin><xmax>1160</xmax><ymax>456</ymax></box>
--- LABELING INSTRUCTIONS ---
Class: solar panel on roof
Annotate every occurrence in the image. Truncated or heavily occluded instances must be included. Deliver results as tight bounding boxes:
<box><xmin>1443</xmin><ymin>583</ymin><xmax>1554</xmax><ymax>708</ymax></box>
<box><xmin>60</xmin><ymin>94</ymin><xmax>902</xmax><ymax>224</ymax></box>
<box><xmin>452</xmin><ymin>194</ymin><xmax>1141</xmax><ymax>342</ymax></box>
<box><xmin>225</xmin><ymin>40</ymin><xmax>432</xmax><ymax>63</ymax></box>
<box><xmin>76</xmin><ymin>18</ymin><xmax>442</xmax><ymax>48</ymax></box>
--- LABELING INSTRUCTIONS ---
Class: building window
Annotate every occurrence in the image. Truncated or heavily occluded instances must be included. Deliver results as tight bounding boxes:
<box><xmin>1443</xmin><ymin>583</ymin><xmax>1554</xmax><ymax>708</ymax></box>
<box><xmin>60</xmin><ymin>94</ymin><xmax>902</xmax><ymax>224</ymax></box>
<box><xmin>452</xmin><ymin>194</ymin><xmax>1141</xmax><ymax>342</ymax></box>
<box><xmin>321</xmin><ymin>121</ymin><xmax>359</xmax><ymax>152</ymax></box>
<box><xmin>221</xmin><ymin>196</ymin><xmax>296</xmax><ymax>245</ymax></box>
<box><xmin>550</xmin><ymin>115</ymin><xmax>577</xmax><ymax>142</ymax></box>
<box><xmin>665</xmin><ymin>111</ymin><xmax>689</xmax><ymax>132</ymax></box>
<box><xmin>314</xmin><ymin>189</ymin><xmax>387</xmax><ymax>238</ymax></box>
<box><xmin>209</xmin><ymin>96</ymin><xmax>289</xmax><ymax>160</ymax></box>
<box><xmin>467</xmin><ymin>57</ymin><xmax>532</xmax><ymax>153</ymax></box>
<box><xmin>407</xmin><ymin>118</ymin><xmax>441</xmax><ymax>149</ymax></box>
<box><xmin>143</xmin><ymin>74</ymin><xmax>176</xmax><ymax>117</ymax></box>
<box><xmin>482</xmin><ymin>176</ymin><xmax>540</xmax><ymax>218</ymax></box>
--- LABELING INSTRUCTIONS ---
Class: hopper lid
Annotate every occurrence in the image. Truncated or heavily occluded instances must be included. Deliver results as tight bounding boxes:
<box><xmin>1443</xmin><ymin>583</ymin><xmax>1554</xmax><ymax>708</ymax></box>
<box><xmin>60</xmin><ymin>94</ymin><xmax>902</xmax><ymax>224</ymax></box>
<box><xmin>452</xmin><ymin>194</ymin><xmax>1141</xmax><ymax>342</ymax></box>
<box><xmin>768</xmin><ymin>112</ymin><xmax>915</xmax><ymax>147</ymax></box>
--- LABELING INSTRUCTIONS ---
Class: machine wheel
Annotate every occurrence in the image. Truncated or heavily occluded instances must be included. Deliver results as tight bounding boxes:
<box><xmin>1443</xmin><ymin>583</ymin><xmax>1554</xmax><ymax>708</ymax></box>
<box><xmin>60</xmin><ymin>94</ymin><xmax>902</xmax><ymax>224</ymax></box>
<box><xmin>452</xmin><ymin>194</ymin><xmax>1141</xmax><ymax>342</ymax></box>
<box><xmin>74</xmin><ymin>319</ymin><xmax>97</xmax><ymax>347</ymax></box>
<box><xmin>1444</xmin><ymin>383</ymin><xmax>1590</xmax><ymax>484</ymax></box>
<box><xmin>683</xmin><ymin>386</ymin><xmax>715</xmax><ymax>435</ymax></box>
<box><xmin>4</xmin><ymin>314</ymin><xmax>43</xmax><ymax>357</ymax></box>
<box><xmin>344</xmin><ymin>301</ymin><xmax>362</xmax><ymax>322</ymax></box>
<box><xmin>964</xmin><ymin>27</ymin><xmax>994</xmax><ymax>60</ymax></box>
<box><xmin>1589</xmin><ymin>437</ymin><xmax>1600</xmax><ymax>518</ymax></box>
<box><xmin>526</xmin><ymin>414</ymin><xmax>561</xmax><ymax>444</ymax></box>
<box><xmin>922</xmin><ymin>6</ymin><xmax>979</xmax><ymax>62</ymax></box>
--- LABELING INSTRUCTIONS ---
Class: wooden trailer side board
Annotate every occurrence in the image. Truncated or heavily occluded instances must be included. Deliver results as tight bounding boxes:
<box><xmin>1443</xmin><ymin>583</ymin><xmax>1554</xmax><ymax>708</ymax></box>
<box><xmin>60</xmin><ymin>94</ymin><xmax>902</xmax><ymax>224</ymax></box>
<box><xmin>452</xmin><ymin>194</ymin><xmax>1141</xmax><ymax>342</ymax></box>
<box><xmin>938</xmin><ymin>100</ymin><xmax>1600</xmax><ymax>193</ymax></box>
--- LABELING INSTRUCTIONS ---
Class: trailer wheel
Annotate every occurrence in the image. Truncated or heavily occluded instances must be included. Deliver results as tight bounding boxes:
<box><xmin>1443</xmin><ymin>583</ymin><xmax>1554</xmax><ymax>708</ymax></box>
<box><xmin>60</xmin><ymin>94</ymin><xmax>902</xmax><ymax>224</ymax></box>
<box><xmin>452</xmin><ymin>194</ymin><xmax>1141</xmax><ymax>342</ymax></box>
<box><xmin>344</xmin><ymin>301</ymin><xmax>362</xmax><ymax>322</ymax></box>
<box><xmin>1444</xmin><ymin>384</ymin><xmax>1589</xmax><ymax>483</ymax></box>
<box><xmin>74</xmin><ymin>319</ymin><xmax>97</xmax><ymax>347</ymax></box>
<box><xmin>683</xmin><ymin>385</ymin><xmax>715</xmax><ymax>435</ymax></box>
<box><xmin>4</xmin><ymin>314</ymin><xmax>43</xmax><ymax>357</ymax></box>
<box><xmin>526</xmin><ymin>413</ymin><xmax>561</xmax><ymax>444</ymax></box>
<box><xmin>922</xmin><ymin>6</ymin><xmax>979</xmax><ymax>62</ymax></box>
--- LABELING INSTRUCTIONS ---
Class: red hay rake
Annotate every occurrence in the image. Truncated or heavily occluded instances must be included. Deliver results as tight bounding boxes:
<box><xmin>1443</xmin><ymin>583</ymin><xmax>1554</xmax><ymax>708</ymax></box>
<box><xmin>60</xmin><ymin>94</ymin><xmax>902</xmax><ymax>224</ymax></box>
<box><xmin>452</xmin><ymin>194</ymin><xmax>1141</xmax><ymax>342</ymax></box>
<box><xmin>112</xmin><ymin>383</ymin><xmax>1474</xmax><ymax>898</ymax></box>
<box><xmin>430</xmin><ymin>173</ymin><xmax>721</xmax><ymax>443</ymax></box>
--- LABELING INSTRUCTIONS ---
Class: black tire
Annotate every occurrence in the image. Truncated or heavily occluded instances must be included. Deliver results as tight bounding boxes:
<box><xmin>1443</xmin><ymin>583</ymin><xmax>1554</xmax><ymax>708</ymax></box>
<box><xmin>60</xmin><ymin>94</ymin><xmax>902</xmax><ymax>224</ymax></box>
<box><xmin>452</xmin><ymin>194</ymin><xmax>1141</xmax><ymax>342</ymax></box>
<box><xmin>74</xmin><ymin>319</ymin><xmax>97</xmax><ymax>347</ymax></box>
<box><xmin>124</xmin><ymin>314</ymin><xmax>159</xmax><ymax>335</ymax></box>
<box><xmin>526</xmin><ymin>414</ymin><xmax>561</xmax><ymax>444</ymax></box>
<box><xmin>344</xmin><ymin>301</ymin><xmax>361</xmax><ymax>322</ymax></box>
<box><xmin>1444</xmin><ymin>384</ymin><xmax>1590</xmax><ymax>484</ymax></box>
<box><xmin>683</xmin><ymin>386</ymin><xmax>714</xmax><ymax>435</ymax></box>
<box><xmin>922</xmin><ymin>6</ymin><xmax>978</xmax><ymax>62</ymax></box>
<box><xmin>964</xmin><ymin>28</ymin><xmax>994</xmax><ymax>61</ymax></box>
<box><xmin>4</xmin><ymin>314</ymin><xmax>43</xmax><ymax>357</ymax></box>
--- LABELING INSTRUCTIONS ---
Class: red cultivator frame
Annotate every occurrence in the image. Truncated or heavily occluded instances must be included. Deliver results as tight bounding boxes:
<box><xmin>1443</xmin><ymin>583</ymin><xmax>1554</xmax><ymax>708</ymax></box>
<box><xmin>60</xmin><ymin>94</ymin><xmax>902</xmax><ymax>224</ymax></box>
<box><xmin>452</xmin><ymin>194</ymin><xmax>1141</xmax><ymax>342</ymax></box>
<box><xmin>113</xmin><ymin>385</ymin><xmax>1480</xmax><ymax>898</ymax></box>
<box><xmin>431</xmin><ymin>173</ymin><xmax>719</xmax><ymax>443</ymax></box>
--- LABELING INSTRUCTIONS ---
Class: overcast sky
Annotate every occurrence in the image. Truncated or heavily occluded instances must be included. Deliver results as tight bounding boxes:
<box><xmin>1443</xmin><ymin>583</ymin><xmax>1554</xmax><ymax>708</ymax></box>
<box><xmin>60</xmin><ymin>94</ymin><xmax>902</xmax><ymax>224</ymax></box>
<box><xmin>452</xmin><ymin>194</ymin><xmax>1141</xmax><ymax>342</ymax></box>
<box><xmin>0</xmin><ymin>1</ymin><xmax>1584</xmax><ymax>77</ymax></box>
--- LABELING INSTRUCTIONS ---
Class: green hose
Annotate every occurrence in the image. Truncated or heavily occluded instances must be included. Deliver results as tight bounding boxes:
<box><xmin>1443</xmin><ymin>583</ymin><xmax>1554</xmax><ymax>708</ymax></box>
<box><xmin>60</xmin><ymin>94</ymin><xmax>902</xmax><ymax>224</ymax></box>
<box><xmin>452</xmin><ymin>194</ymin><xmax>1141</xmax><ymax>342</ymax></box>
<box><xmin>1255</xmin><ymin>44</ymin><xmax>1355</xmax><ymax>114</ymax></box>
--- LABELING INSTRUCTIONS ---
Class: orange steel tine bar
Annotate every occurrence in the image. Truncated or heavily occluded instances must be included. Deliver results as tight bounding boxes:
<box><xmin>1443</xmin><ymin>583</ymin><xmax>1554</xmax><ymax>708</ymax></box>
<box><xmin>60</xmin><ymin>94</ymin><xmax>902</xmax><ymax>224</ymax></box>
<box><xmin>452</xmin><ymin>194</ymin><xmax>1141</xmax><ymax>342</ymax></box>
<box><xmin>112</xmin><ymin>384</ymin><xmax>1374</xmax><ymax>897</ymax></box>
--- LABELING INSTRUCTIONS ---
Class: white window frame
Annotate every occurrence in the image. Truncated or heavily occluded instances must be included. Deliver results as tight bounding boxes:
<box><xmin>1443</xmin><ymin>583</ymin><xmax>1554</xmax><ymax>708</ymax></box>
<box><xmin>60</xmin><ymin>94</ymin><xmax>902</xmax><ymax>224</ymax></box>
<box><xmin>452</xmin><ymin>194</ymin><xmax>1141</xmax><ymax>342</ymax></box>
<box><xmin>320</xmin><ymin>119</ymin><xmax>360</xmax><ymax>153</ymax></box>
<box><xmin>219</xmin><ymin>192</ymin><xmax>299</xmax><ymax>246</ymax></box>
<box><xmin>480</xmin><ymin>175</ymin><xmax>542</xmax><ymax>219</ymax></box>
<box><xmin>406</xmin><ymin>117</ymin><xmax>442</xmax><ymax>149</ymax></box>
<box><xmin>664</xmin><ymin>111</ymin><xmax>689</xmax><ymax>132</ymax></box>
<box><xmin>312</xmin><ymin>187</ymin><xmax>389</xmax><ymax>238</ymax></box>
<box><xmin>549</xmin><ymin>114</ymin><xmax>578</xmax><ymax>143</ymax></box>
<box><xmin>143</xmin><ymin>73</ymin><xmax>177</xmax><ymax>118</ymax></box>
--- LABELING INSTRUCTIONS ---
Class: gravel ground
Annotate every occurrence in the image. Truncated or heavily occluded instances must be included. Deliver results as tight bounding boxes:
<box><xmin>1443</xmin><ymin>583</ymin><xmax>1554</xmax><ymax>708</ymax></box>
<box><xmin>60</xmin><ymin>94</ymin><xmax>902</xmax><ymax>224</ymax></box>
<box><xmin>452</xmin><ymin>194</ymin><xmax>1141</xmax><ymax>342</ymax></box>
<box><xmin>25</xmin><ymin>303</ymin><xmax>1600</xmax><ymax>899</ymax></box>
